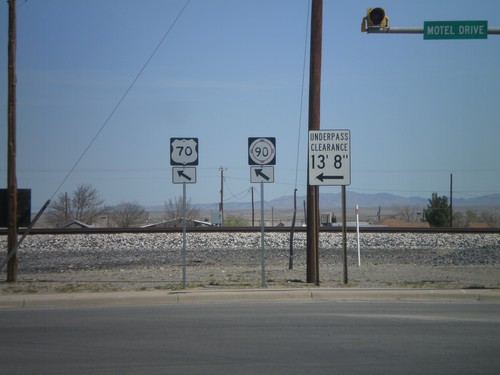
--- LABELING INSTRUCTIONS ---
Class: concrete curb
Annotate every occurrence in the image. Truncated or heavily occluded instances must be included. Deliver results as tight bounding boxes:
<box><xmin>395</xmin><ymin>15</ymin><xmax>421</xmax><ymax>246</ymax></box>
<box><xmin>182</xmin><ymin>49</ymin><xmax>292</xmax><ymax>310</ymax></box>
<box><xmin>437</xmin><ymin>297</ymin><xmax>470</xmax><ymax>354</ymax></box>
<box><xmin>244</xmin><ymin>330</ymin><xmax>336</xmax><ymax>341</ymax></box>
<box><xmin>310</xmin><ymin>288</ymin><xmax>500</xmax><ymax>303</ymax></box>
<box><xmin>1</xmin><ymin>288</ymin><xmax>500</xmax><ymax>309</ymax></box>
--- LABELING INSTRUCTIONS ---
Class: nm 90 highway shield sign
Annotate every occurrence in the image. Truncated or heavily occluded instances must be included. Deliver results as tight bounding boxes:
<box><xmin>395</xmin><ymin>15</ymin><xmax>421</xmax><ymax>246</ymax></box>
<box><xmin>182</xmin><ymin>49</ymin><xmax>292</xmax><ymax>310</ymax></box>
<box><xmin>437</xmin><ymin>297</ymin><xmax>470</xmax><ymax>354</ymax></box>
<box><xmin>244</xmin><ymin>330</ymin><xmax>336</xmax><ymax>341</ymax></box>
<box><xmin>248</xmin><ymin>137</ymin><xmax>276</xmax><ymax>165</ymax></box>
<box><xmin>308</xmin><ymin>130</ymin><xmax>350</xmax><ymax>186</ymax></box>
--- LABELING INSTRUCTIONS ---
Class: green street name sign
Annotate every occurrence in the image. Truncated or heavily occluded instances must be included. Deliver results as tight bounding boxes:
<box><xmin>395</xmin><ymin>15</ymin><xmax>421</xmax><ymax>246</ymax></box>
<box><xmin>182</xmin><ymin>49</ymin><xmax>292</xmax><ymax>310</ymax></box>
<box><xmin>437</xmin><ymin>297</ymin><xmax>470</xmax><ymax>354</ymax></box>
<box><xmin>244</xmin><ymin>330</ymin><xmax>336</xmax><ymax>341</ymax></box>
<box><xmin>424</xmin><ymin>20</ymin><xmax>488</xmax><ymax>40</ymax></box>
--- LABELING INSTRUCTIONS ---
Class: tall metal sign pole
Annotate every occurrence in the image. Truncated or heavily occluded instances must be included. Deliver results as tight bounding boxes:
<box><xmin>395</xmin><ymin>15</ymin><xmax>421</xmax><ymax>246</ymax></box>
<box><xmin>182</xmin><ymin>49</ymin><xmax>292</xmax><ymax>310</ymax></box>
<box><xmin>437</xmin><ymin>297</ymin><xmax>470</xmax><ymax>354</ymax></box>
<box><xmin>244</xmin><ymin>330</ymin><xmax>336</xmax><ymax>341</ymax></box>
<box><xmin>170</xmin><ymin>137</ymin><xmax>198</xmax><ymax>289</ymax></box>
<box><xmin>248</xmin><ymin>137</ymin><xmax>276</xmax><ymax>288</ymax></box>
<box><xmin>7</xmin><ymin>0</ymin><xmax>18</xmax><ymax>282</ymax></box>
<box><xmin>306</xmin><ymin>0</ymin><xmax>322</xmax><ymax>285</ymax></box>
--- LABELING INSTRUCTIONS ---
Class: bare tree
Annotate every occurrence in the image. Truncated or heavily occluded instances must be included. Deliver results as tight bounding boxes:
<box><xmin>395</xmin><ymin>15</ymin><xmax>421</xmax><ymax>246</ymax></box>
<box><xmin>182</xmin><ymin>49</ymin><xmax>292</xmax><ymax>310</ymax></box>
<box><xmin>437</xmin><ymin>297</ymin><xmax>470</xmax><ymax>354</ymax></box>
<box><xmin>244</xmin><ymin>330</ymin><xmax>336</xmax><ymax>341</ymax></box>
<box><xmin>46</xmin><ymin>192</ymin><xmax>71</xmax><ymax>226</ymax></box>
<box><xmin>165</xmin><ymin>196</ymin><xmax>199</xmax><ymax>220</ymax></box>
<box><xmin>72</xmin><ymin>184</ymin><xmax>105</xmax><ymax>223</ymax></box>
<box><xmin>465</xmin><ymin>209</ymin><xmax>478</xmax><ymax>226</ymax></box>
<box><xmin>451</xmin><ymin>211</ymin><xmax>465</xmax><ymax>228</ymax></box>
<box><xmin>480</xmin><ymin>210</ymin><xmax>500</xmax><ymax>227</ymax></box>
<box><xmin>112</xmin><ymin>201</ymin><xmax>146</xmax><ymax>228</ymax></box>
<box><xmin>46</xmin><ymin>184</ymin><xmax>105</xmax><ymax>227</ymax></box>
<box><xmin>393</xmin><ymin>204</ymin><xmax>419</xmax><ymax>222</ymax></box>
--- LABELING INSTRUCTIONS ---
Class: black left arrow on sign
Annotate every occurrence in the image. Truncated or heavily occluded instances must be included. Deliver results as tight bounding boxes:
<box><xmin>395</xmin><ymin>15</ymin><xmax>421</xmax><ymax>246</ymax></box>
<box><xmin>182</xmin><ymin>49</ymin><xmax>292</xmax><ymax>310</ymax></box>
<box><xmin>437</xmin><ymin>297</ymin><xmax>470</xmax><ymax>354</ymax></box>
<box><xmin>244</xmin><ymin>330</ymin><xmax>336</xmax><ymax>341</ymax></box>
<box><xmin>255</xmin><ymin>168</ymin><xmax>270</xmax><ymax>181</ymax></box>
<box><xmin>177</xmin><ymin>170</ymin><xmax>192</xmax><ymax>181</ymax></box>
<box><xmin>316</xmin><ymin>173</ymin><xmax>343</xmax><ymax>182</ymax></box>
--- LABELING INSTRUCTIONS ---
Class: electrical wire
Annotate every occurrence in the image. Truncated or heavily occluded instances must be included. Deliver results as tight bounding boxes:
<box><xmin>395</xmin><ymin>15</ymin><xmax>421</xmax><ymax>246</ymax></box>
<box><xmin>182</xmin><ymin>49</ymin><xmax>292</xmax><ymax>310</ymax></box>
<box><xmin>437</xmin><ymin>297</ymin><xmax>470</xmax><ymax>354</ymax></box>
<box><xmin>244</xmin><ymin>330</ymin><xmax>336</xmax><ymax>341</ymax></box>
<box><xmin>251</xmin><ymin>185</ymin><xmax>274</xmax><ymax>209</ymax></box>
<box><xmin>294</xmin><ymin>0</ymin><xmax>310</xmax><ymax>189</ymax></box>
<box><xmin>224</xmin><ymin>181</ymin><xmax>251</xmax><ymax>202</ymax></box>
<box><xmin>49</xmin><ymin>0</ymin><xmax>191</xmax><ymax>201</ymax></box>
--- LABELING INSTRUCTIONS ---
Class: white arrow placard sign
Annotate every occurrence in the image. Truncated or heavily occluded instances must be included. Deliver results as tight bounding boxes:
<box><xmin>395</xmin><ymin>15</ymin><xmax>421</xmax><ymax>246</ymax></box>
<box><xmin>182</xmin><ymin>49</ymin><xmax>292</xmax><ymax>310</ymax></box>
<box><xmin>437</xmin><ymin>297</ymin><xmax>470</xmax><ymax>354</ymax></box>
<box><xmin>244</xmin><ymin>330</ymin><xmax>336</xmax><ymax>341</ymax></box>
<box><xmin>250</xmin><ymin>166</ymin><xmax>274</xmax><ymax>183</ymax></box>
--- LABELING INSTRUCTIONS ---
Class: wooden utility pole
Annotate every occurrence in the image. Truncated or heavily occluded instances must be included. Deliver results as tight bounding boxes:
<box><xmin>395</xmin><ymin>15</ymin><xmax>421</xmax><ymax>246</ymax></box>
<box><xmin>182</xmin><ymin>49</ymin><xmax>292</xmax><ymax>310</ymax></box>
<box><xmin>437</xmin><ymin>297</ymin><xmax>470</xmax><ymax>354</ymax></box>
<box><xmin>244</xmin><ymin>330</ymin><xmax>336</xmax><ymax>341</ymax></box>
<box><xmin>306</xmin><ymin>0</ymin><xmax>322</xmax><ymax>285</ymax></box>
<box><xmin>449</xmin><ymin>173</ymin><xmax>453</xmax><ymax>227</ymax></box>
<box><xmin>7</xmin><ymin>0</ymin><xmax>18</xmax><ymax>282</ymax></box>
<box><xmin>289</xmin><ymin>188</ymin><xmax>297</xmax><ymax>270</ymax></box>
<box><xmin>219</xmin><ymin>166</ymin><xmax>225</xmax><ymax>225</ymax></box>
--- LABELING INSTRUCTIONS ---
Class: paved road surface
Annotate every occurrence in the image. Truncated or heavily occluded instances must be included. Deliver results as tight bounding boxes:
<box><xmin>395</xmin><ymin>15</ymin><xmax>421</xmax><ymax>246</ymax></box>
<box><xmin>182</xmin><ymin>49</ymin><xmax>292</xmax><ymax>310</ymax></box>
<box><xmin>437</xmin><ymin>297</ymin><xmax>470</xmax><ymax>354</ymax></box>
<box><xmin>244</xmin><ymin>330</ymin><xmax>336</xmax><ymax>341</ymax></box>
<box><xmin>2</xmin><ymin>300</ymin><xmax>500</xmax><ymax>374</ymax></box>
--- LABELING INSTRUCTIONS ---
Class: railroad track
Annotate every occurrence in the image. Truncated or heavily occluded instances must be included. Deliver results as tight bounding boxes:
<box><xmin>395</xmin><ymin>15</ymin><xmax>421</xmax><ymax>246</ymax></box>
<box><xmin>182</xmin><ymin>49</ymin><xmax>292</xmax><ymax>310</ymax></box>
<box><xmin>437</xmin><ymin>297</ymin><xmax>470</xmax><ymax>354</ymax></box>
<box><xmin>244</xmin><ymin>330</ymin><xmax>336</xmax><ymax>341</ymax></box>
<box><xmin>1</xmin><ymin>226</ymin><xmax>498</xmax><ymax>235</ymax></box>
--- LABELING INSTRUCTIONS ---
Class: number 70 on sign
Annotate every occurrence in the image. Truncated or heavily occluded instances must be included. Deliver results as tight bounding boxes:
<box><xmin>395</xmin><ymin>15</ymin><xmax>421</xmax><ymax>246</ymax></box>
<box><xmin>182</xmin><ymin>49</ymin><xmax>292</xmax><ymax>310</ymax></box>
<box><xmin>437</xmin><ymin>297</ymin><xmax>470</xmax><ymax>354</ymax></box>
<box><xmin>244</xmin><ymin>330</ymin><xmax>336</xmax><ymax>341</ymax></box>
<box><xmin>170</xmin><ymin>138</ymin><xmax>199</xmax><ymax>166</ymax></box>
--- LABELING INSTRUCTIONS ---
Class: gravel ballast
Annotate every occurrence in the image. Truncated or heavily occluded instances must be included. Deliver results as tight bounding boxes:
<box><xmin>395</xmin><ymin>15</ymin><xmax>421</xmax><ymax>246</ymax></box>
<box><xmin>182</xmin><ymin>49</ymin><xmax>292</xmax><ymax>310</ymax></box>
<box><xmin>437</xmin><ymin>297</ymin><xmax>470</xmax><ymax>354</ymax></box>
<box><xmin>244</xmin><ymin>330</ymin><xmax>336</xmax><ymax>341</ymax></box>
<box><xmin>1</xmin><ymin>232</ymin><xmax>499</xmax><ymax>293</ymax></box>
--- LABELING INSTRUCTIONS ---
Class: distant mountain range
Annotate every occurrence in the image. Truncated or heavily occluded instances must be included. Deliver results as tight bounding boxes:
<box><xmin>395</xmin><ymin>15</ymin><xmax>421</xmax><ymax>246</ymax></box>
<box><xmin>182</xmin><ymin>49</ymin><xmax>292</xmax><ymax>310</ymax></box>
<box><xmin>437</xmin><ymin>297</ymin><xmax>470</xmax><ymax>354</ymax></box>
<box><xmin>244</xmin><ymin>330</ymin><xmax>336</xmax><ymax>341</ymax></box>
<box><xmin>185</xmin><ymin>192</ymin><xmax>500</xmax><ymax>211</ymax></box>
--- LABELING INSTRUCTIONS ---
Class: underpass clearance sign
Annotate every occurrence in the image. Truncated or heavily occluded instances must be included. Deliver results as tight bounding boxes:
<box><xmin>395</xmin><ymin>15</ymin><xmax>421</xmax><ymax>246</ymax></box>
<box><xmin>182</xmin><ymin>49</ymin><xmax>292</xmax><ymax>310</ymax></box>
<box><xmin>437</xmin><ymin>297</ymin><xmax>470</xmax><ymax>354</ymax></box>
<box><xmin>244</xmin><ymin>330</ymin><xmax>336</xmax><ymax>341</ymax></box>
<box><xmin>308</xmin><ymin>129</ymin><xmax>350</xmax><ymax>186</ymax></box>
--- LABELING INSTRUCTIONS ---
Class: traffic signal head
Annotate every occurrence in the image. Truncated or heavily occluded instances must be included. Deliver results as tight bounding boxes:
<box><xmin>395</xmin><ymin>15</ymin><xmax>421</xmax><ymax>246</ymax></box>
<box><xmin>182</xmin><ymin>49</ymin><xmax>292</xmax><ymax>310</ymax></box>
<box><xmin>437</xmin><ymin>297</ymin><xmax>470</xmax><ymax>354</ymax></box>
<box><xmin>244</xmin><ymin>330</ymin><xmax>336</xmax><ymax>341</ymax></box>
<box><xmin>362</xmin><ymin>7</ymin><xmax>389</xmax><ymax>32</ymax></box>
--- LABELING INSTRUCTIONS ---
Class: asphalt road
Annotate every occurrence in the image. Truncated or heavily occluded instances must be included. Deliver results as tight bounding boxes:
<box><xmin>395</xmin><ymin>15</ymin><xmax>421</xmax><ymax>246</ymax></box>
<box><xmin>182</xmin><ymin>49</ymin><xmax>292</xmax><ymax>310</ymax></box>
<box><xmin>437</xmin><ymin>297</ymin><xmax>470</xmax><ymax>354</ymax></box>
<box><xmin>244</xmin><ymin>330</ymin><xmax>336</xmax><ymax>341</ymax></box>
<box><xmin>2</xmin><ymin>301</ymin><xmax>500</xmax><ymax>374</ymax></box>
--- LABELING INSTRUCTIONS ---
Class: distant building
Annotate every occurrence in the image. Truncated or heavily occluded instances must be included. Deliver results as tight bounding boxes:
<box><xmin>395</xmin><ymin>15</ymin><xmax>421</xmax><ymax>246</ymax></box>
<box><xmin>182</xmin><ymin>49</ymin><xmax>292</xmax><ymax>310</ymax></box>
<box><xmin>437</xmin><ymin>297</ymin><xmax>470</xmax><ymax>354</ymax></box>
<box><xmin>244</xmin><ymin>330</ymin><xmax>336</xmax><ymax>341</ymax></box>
<box><xmin>141</xmin><ymin>218</ymin><xmax>213</xmax><ymax>228</ymax></box>
<box><xmin>375</xmin><ymin>217</ymin><xmax>430</xmax><ymax>228</ymax></box>
<box><xmin>61</xmin><ymin>220</ymin><xmax>94</xmax><ymax>229</ymax></box>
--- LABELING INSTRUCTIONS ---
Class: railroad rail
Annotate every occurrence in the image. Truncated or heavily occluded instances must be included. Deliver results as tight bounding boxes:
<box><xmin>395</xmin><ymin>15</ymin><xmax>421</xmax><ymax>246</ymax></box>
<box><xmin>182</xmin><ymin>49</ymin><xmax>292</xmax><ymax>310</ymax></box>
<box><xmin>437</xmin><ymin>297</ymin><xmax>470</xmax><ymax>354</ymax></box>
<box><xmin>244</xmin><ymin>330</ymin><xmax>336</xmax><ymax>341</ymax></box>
<box><xmin>1</xmin><ymin>226</ymin><xmax>499</xmax><ymax>235</ymax></box>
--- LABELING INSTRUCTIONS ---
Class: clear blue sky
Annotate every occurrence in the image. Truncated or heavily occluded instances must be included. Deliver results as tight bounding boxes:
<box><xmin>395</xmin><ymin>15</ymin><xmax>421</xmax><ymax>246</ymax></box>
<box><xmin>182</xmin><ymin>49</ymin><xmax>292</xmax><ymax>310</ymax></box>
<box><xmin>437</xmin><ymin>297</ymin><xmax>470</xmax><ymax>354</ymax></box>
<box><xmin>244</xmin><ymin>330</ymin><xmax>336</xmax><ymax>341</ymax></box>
<box><xmin>1</xmin><ymin>0</ymin><xmax>499</xmax><ymax>210</ymax></box>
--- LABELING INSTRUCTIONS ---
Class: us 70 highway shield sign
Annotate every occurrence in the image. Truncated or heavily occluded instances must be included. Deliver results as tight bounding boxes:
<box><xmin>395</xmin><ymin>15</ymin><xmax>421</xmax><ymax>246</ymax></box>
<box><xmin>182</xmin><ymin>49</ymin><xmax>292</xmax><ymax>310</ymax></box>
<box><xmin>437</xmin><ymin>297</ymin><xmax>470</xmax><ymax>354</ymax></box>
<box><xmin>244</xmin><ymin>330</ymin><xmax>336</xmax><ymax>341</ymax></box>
<box><xmin>170</xmin><ymin>138</ymin><xmax>199</xmax><ymax>166</ymax></box>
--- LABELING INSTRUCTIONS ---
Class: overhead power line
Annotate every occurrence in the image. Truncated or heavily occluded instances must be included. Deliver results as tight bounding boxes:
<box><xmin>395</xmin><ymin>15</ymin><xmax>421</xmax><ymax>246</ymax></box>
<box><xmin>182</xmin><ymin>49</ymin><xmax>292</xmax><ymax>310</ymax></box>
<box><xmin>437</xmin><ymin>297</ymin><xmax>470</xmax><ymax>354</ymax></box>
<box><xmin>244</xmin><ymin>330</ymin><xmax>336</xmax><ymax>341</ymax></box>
<box><xmin>293</xmin><ymin>0</ymin><xmax>310</xmax><ymax>189</ymax></box>
<box><xmin>49</xmin><ymin>0</ymin><xmax>191</xmax><ymax>201</ymax></box>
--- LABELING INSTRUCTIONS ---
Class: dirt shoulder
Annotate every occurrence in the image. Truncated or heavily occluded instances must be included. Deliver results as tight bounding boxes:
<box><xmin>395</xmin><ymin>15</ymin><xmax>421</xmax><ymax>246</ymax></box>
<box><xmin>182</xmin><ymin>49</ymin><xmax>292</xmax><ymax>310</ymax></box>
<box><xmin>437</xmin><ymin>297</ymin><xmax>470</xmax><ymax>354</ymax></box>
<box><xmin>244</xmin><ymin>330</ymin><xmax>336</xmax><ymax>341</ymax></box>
<box><xmin>1</xmin><ymin>232</ymin><xmax>499</xmax><ymax>294</ymax></box>
<box><xmin>2</xmin><ymin>261</ymin><xmax>499</xmax><ymax>295</ymax></box>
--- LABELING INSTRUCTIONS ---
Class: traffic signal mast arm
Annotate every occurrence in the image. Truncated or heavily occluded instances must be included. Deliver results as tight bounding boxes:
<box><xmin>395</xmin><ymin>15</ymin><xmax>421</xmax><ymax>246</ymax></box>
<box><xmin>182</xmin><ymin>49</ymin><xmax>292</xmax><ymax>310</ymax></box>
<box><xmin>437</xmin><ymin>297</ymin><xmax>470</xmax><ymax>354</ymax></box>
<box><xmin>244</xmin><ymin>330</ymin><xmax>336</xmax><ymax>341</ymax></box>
<box><xmin>365</xmin><ymin>26</ymin><xmax>500</xmax><ymax>35</ymax></box>
<box><xmin>366</xmin><ymin>26</ymin><xmax>423</xmax><ymax>34</ymax></box>
<box><xmin>362</xmin><ymin>7</ymin><xmax>500</xmax><ymax>35</ymax></box>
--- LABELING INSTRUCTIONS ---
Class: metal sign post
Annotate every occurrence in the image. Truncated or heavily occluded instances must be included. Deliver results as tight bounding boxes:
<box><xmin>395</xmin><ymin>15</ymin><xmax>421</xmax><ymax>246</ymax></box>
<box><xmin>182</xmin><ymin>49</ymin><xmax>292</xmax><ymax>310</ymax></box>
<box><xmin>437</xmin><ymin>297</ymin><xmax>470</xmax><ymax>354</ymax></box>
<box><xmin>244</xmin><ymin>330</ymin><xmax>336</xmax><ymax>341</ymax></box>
<box><xmin>356</xmin><ymin>205</ymin><xmax>361</xmax><ymax>267</ymax></box>
<box><xmin>170</xmin><ymin>137</ymin><xmax>199</xmax><ymax>289</ymax></box>
<box><xmin>342</xmin><ymin>186</ymin><xmax>347</xmax><ymax>284</ymax></box>
<box><xmin>260</xmin><ymin>182</ymin><xmax>266</xmax><ymax>288</ymax></box>
<box><xmin>182</xmin><ymin>182</ymin><xmax>187</xmax><ymax>289</ymax></box>
<box><xmin>248</xmin><ymin>137</ymin><xmax>276</xmax><ymax>288</ymax></box>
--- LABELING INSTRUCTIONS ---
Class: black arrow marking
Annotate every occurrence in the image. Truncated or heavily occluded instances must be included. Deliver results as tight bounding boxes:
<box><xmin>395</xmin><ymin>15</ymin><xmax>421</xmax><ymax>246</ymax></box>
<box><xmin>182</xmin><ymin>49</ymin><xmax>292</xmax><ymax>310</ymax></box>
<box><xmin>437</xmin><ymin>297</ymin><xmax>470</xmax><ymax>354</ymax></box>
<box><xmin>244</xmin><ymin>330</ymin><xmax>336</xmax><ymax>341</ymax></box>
<box><xmin>316</xmin><ymin>173</ymin><xmax>343</xmax><ymax>182</ymax></box>
<box><xmin>177</xmin><ymin>170</ymin><xmax>192</xmax><ymax>181</ymax></box>
<box><xmin>255</xmin><ymin>168</ymin><xmax>270</xmax><ymax>181</ymax></box>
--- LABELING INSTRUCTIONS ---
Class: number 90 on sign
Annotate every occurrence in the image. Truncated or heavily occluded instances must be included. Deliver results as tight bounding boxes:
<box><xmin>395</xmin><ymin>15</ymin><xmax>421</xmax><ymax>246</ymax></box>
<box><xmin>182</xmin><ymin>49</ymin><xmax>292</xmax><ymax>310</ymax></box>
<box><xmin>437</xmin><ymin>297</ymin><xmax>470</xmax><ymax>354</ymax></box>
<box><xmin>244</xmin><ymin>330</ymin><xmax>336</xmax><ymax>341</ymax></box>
<box><xmin>248</xmin><ymin>137</ymin><xmax>276</xmax><ymax>165</ymax></box>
